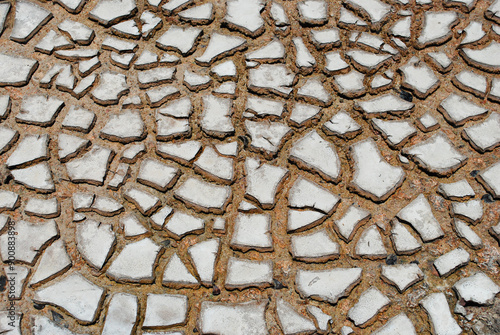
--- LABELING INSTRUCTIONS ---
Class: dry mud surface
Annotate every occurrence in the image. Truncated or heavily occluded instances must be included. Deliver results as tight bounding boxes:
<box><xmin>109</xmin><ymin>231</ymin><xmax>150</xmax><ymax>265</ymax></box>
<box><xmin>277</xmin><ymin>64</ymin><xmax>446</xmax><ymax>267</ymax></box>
<box><xmin>0</xmin><ymin>0</ymin><xmax>500</xmax><ymax>334</ymax></box>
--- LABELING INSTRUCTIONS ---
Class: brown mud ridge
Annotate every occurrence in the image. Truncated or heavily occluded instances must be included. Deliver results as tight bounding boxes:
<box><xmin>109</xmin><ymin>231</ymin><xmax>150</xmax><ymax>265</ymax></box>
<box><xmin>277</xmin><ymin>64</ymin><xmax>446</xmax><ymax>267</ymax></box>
<box><xmin>0</xmin><ymin>0</ymin><xmax>499</xmax><ymax>334</ymax></box>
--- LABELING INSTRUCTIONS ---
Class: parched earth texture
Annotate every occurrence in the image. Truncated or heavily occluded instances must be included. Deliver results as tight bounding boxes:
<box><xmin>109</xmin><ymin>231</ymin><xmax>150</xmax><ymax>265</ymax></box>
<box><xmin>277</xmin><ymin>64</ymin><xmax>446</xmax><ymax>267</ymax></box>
<box><xmin>0</xmin><ymin>0</ymin><xmax>500</xmax><ymax>334</ymax></box>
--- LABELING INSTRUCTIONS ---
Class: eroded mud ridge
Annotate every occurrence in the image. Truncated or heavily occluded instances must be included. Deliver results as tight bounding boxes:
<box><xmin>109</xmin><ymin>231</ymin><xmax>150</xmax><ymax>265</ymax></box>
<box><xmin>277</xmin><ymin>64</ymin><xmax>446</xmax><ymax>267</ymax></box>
<box><xmin>0</xmin><ymin>0</ymin><xmax>500</xmax><ymax>334</ymax></box>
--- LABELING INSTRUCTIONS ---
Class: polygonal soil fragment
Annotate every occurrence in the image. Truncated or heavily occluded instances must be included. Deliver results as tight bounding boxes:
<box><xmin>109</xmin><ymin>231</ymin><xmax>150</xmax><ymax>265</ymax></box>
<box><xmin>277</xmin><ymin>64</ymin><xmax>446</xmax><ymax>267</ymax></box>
<box><xmin>0</xmin><ymin>219</ymin><xmax>58</xmax><ymax>265</ymax></box>
<box><xmin>245</xmin><ymin>120</ymin><xmax>291</xmax><ymax>158</ymax></box>
<box><xmin>0</xmin><ymin>127</ymin><xmax>15</xmax><ymax>154</ymax></box>
<box><xmin>179</xmin><ymin>3</ymin><xmax>214</xmax><ymax>25</ymax></box>
<box><xmin>324</xmin><ymin>51</ymin><xmax>349</xmax><ymax>75</ymax></box>
<box><xmin>399</xmin><ymin>57</ymin><xmax>440</xmax><ymax>99</ymax></box>
<box><xmin>149</xmin><ymin>205</ymin><xmax>173</xmax><ymax>229</ymax></box>
<box><xmin>188</xmin><ymin>238</ymin><xmax>219</xmax><ymax>286</ymax></box>
<box><xmin>89</xmin><ymin>0</ymin><xmax>137</xmax><ymax>26</ymax></box>
<box><xmin>121</xmin><ymin>143</ymin><xmax>146</xmax><ymax>164</ymax></box>
<box><xmin>416</xmin><ymin>11</ymin><xmax>458</xmax><ymax>49</ymax></box>
<box><xmin>0</xmin><ymin>53</ymin><xmax>38</xmax><ymax>87</ymax></box>
<box><xmin>245</xmin><ymin>95</ymin><xmax>284</xmax><ymax>118</ymax></box>
<box><xmin>0</xmin><ymin>190</ymin><xmax>19</xmax><ymax>211</ymax></box>
<box><xmin>198</xmin><ymin>300</ymin><xmax>268</xmax><ymax>335</ymax></box>
<box><xmin>270</xmin><ymin>1</ymin><xmax>290</xmax><ymax>28</ymax></box>
<box><xmin>295</xmin><ymin>267</ymin><xmax>362</xmax><ymax>304</ymax></box>
<box><xmin>225</xmin><ymin>258</ymin><xmax>273</xmax><ymax>290</ymax></box>
<box><xmin>156</xmin><ymin>113</ymin><xmax>191</xmax><ymax>141</ymax></box>
<box><xmin>289</xmin><ymin>103</ymin><xmax>321</xmax><ymax>127</ymax></box>
<box><xmin>24</xmin><ymin>198</ymin><xmax>59</xmax><ymax>219</ymax></box>
<box><xmin>438</xmin><ymin>93</ymin><xmax>488</xmax><ymax>127</ymax></box>
<box><xmin>334</xmin><ymin>204</ymin><xmax>371</xmax><ymax>242</ymax></box>
<box><xmin>289</xmin><ymin>130</ymin><xmax>340</xmax><ymax>182</ymax></box>
<box><xmin>453</xmin><ymin>70</ymin><xmax>487</xmax><ymax>98</ymax></box>
<box><xmin>297</xmin><ymin>0</ymin><xmax>328</xmax><ymax>26</ymax></box>
<box><xmin>420</xmin><ymin>293</ymin><xmax>462</xmax><ymax>335</ymax></box>
<box><xmin>7</xmin><ymin>134</ymin><xmax>49</xmax><ymax>169</ymax></box>
<box><xmin>476</xmin><ymin>160</ymin><xmax>500</xmax><ymax>198</ymax></box>
<box><xmin>137</xmin><ymin>158</ymin><xmax>180</xmax><ymax>191</ymax></box>
<box><xmin>349</xmin><ymin>138</ymin><xmax>405</xmax><ymax>202</ymax></box>
<box><xmin>2</xmin><ymin>264</ymin><xmax>28</xmax><ymax>299</ymax></box>
<box><xmin>355</xmin><ymin>93</ymin><xmax>414</xmax><ymax>117</ymax></box>
<box><xmin>195</xmin><ymin>32</ymin><xmax>247</xmax><ymax>66</ymax></box>
<box><xmin>164</xmin><ymin>211</ymin><xmax>205</xmax><ymax>240</ymax></box>
<box><xmin>311</xmin><ymin>28</ymin><xmax>341</xmax><ymax>49</ymax></box>
<box><xmin>162</xmin><ymin>253</ymin><xmax>199</xmax><ymax>288</ymax></box>
<box><xmin>323</xmin><ymin>111</ymin><xmax>362</xmax><ymax>139</ymax></box>
<box><xmin>58</xmin><ymin>19</ymin><xmax>94</xmax><ymax>45</ymax></box>
<box><xmin>211</xmin><ymin>60</ymin><xmax>237</xmax><ymax>80</ymax></box>
<box><xmin>224</xmin><ymin>0</ymin><xmax>265</xmax><ymax>37</ymax></box>
<box><xmin>371</xmin><ymin>118</ymin><xmax>417</xmax><ymax>149</ymax></box>
<box><xmin>100</xmin><ymin>110</ymin><xmax>146</xmax><ymax>143</ymax></box>
<box><xmin>138</xmin><ymin>67</ymin><xmax>176</xmax><ymax>88</ymax></box>
<box><xmin>156</xmin><ymin>25</ymin><xmax>202</xmax><ymax>56</ymax></box>
<box><xmin>276</xmin><ymin>299</ymin><xmax>316</xmax><ymax>334</ymax></box>
<box><xmin>102</xmin><ymin>293</ymin><xmax>138</xmax><ymax>335</ymax></box>
<box><xmin>454</xmin><ymin>219</ymin><xmax>483</xmax><ymax>249</ymax></box>
<box><xmin>371</xmin><ymin>313</ymin><xmax>417</xmax><ymax>335</ymax></box>
<box><xmin>403</xmin><ymin>132</ymin><xmax>468</xmax><ymax>176</ymax></box>
<box><xmin>65</xmin><ymin>145</ymin><xmax>114</xmax><ymax>186</ymax></box>
<box><xmin>288</xmin><ymin>176</ymin><xmax>340</xmax><ymax>215</ymax></box>
<box><xmin>390</xmin><ymin>220</ymin><xmax>422</xmax><ymax>255</ymax></box>
<box><xmin>293</xmin><ymin>37</ymin><xmax>317</xmax><ymax>74</ymax></box>
<box><xmin>91</xmin><ymin>72</ymin><xmax>129</xmax><ymax>105</ymax></box>
<box><xmin>76</xmin><ymin>219</ymin><xmax>116</xmax><ymax>270</ymax></box>
<box><xmin>463</xmin><ymin>112</ymin><xmax>500</xmax><ymax>152</ymax></box>
<box><xmin>248</xmin><ymin>64</ymin><xmax>296</xmax><ymax>97</ymax></box>
<box><xmin>174</xmin><ymin>177</ymin><xmax>231</xmax><ymax>214</ymax></box>
<box><xmin>33</xmin><ymin>272</ymin><xmax>105</xmax><ymax>324</ymax></box>
<box><xmin>296</xmin><ymin>77</ymin><xmax>331</xmax><ymax>106</ymax></box>
<box><xmin>91</xmin><ymin>195</ymin><xmax>123</xmax><ymax>216</ymax></box>
<box><xmin>345</xmin><ymin>49</ymin><xmax>392</xmax><ymax>75</ymax></box>
<box><xmin>143</xmin><ymin>293</ymin><xmax>188</xmax><ymax>328</ymax></box>
<box><xmin>119</xmin><ymin>214</ymin><xmax>149</xmax><ymax>239</ymax></box>
<box><xmin>16</xmin><ymin>95</ymin><xmax>64</xmax><ymax>127</ymax></box>
<box><xmin>416</xmin><ymin>112</ymin><xmax>439</xmax><ymax>133</ymax></box>
<box><xmin>201</xmin><ymin>95</ymin><xmax>234</xmax><ymax>138</ymax></box>
<box><xmin>339</xmin><ymin>6</ymin><xmax>368</xmax><ymax>28</ymax></box>
<box><xmin>11</xmin><ymin>163</ymin><xmax>55</xmax><ymax>193</ymax></box>
<box><xmin>453</xmin><ymin>272</ymin><xmax>500</xmax><ymax>305</ymax></box>
<box><xmin>0</xmin><ymin>3</ymin><xmax>9</xmax><ymax>36</ymax></box>
<box><xmin>62</xmin><ymin>106</ymin><xmax>95</xmax><ymax>133</ymax></box>
<box><xmin>57</xmin><ymin>134</ymin><xmax>90</xmax><ymax>162</ymax></box>
<box><xmin>343</xmin><ymin>0</ymin><xmax>392</xmax><ymax>31</ymax></box>
<box><xmin>355</xmin><ymin>225</ymin><xmax>387</xmax><ymax>259</ymax></box>
<box><xmin>10</xmin><ymin>1</ymin><xmax>53</xmax><ymax>43</ymax></box>
<box><xmin>246</xmin><ymin>39</ymin><xmax>285</xmax><ymax>63</ymax></box>
<box><xmin>451</xmin><ymin>199</ymin><xmax>483</xmax><ymax>224</ymax></box>
<box><xmin>156</xmin><ymin>140</ymin><xmax>201</xmax><ymax>165</ymax></box>
<box><xmin>396</xmin><ymin>194</ymin><xmax>444</xmax><ymax>242</ymax></box>
<box><xmin>347</xmin><ymin>287</ymin><xmax>390</xmax><ymax>327</ymax></box>
<box><xmin>434</xmin><ymin>247</ymin><xmax>469</xmax><ymax>277</ymax></box>
<box><xmin>231</xmin><ymin>213</ymin><xmax>273</xmax><ymax>252</ymax></box>
<box><xmin>106</xmin><ymin>238</ymin><xmax>162</xmax><ymax>283</ymax></box>
<box><xmin>307</xmin><ymin>306</ymin><xmax>331</xmax><ymax>333</ymax></box>
<box><xmin>290</xmin><ymin>229</ymin><xmax>340</xmax><ymax>262</ymax></box>
<box><xmin>123</xmin><ymin>187</ymin><xmax>160</xmax><ymax>216</ymax></box>
<box><xmin>460</xmin><ymin>41</ymin><xmax>500</xmax><ymax>73</ymax></box>
<box><xmin>287</xmin><ymin>209</ymin><xmax>325</xmax><ymax>233</ymax></box>
<box><xmin>332</xmin><ymin>70</ymin><xmax>366</xmax><ymax>98</ymax></box>
<box><xmin>381</xmin><ymin>264</ymin><xmax>424</xmax><ymax>293</ymax></box>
